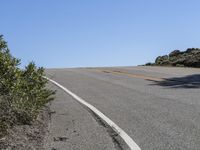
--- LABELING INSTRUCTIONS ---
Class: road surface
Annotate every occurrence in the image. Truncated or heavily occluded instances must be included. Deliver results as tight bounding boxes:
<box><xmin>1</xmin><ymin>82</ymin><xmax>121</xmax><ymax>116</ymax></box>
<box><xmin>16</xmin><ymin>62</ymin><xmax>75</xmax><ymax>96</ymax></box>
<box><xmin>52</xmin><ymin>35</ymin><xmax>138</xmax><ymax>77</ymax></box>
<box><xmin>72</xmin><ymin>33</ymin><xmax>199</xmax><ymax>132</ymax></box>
<box><xmin>45</xmin><ymin>66</ymin><xmax>200</xmax><ymax>150</ymax></box>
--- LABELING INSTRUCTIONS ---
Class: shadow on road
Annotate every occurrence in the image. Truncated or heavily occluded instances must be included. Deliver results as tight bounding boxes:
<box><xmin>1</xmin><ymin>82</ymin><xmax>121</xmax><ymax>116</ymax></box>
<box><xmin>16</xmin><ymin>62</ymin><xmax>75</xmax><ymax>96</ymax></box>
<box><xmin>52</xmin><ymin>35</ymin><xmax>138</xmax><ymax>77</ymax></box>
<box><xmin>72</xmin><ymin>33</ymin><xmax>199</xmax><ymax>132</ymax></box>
<box><xmin>148</xmin><ymin>74</ymin><xmax>200</xmax><ymax>88</ymax></box>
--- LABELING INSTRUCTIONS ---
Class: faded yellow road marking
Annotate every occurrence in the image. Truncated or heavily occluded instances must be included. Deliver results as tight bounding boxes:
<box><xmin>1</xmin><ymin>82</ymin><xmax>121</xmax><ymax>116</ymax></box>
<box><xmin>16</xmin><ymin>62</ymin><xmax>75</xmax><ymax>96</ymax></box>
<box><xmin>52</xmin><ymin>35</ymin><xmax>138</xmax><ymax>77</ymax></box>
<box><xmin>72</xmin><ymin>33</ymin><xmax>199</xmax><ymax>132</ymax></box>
<box><xmin>96</xmin><ymin>69</ymin><xmax>164</xmax><ymax>81</ymax></box>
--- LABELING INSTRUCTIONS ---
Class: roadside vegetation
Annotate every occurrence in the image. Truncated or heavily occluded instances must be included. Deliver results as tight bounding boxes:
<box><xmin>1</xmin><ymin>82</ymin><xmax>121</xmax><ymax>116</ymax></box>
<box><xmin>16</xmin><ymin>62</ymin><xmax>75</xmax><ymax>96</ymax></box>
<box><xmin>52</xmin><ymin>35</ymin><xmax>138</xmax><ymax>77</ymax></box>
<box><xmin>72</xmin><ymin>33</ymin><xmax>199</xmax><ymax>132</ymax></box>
<box><xmin>0</xmin><ymin>35</ymin><xmax>55</xmax><ymax>138</ymax></box>
<box><xmin>145</xmin><ymin>48</ymin><xmax>200</xmax><ymax>68</ymax></box>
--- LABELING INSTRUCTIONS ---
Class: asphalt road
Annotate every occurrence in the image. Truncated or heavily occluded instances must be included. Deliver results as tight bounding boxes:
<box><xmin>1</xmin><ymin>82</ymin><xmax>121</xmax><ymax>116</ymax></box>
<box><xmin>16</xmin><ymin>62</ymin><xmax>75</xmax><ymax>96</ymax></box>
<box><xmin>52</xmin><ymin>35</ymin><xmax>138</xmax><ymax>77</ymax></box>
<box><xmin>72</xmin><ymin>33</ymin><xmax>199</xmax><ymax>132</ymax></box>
<box><xmin>45</xmin><ymin>66</ymin><xmax>200</xmax><ymax>150</ymax></box>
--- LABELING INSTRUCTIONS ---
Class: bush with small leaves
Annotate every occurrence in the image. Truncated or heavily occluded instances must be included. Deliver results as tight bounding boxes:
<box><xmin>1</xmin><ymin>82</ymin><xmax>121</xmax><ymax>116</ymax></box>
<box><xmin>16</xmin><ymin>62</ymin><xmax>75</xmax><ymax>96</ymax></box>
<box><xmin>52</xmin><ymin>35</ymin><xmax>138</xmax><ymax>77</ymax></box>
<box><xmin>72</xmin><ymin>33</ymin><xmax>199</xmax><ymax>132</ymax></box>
<box><xmin>150</xmin><ymin>48</ymin><xmax>200</xmax><ymax>68</ymax></box>
<box><xmin>0</xmin><ymin>35</ymin><xmax>55</xmax><ymax>137</ymax></box>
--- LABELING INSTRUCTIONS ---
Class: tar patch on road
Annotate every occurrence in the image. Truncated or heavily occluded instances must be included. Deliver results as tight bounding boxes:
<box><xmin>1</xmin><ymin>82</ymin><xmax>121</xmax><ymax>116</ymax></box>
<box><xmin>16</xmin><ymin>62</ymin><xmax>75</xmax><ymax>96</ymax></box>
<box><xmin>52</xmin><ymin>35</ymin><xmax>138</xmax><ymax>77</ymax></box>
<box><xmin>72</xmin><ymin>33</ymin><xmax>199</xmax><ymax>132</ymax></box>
<box><xmin>84</xmin><ymin>105</ymin><xmax>130</xmax><ymax>150</ymax></box>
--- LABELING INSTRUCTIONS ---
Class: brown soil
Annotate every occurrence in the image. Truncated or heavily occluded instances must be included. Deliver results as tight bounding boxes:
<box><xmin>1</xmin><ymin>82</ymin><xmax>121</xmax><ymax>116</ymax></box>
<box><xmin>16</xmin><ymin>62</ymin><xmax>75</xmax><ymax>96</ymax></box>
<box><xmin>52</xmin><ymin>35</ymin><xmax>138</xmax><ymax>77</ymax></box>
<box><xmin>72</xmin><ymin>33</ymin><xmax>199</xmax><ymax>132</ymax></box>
<box><xmin>0</xmin><ymin>105</ymin><xmax>51</xmax><ymax>150</ymax></box>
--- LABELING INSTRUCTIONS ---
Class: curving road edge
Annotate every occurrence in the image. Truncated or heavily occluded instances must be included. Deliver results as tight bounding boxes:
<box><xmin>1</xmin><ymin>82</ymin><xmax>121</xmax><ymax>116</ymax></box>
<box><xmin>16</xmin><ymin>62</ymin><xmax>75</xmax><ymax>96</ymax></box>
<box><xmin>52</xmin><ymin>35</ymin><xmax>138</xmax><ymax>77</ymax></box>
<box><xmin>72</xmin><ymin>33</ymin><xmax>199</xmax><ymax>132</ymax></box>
<box><xmin>44</xmin><ymin>76</ymin><xmax>141</xmax><ymax>150</ymax></box>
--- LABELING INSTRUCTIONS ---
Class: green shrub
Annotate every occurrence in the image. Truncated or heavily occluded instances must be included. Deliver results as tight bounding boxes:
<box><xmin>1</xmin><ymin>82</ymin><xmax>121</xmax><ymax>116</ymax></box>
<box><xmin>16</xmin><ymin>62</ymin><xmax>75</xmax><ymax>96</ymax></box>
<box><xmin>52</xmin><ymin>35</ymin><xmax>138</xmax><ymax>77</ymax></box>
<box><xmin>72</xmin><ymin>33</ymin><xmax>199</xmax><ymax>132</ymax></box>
<box><xmin>150</xmin><ymin>48</ymin><xmax>200</xmax><ymax>68</ymax></box>
<box><xmin>0</xmin><ymin>35</ymin><xmax>55</xmax><ymax>137</ymax></box>
<box><xmin>145</xmin><ymin>62</ymin><xmax>153</xmax><ymax>66</ymax></box>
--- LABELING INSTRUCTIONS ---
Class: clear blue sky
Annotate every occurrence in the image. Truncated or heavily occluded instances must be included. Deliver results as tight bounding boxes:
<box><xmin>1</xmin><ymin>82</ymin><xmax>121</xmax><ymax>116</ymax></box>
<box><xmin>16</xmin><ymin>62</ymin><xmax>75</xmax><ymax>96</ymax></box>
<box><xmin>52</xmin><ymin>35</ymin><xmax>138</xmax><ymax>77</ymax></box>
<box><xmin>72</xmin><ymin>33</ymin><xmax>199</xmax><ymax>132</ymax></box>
<box><xmin>1</xmin><ymin>0</ymin><xmax>200</xmax><ymax>68</ymax></box>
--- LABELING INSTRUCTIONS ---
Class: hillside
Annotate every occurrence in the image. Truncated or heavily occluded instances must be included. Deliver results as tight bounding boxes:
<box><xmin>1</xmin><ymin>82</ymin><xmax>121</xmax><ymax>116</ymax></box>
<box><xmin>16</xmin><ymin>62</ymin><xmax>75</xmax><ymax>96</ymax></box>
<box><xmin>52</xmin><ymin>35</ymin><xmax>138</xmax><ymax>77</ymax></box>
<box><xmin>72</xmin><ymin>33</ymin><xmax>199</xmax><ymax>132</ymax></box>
<box><xmin>146</xmin><ymin>48</ymin><xmax>200</xmax><ymax>68</ymax></box>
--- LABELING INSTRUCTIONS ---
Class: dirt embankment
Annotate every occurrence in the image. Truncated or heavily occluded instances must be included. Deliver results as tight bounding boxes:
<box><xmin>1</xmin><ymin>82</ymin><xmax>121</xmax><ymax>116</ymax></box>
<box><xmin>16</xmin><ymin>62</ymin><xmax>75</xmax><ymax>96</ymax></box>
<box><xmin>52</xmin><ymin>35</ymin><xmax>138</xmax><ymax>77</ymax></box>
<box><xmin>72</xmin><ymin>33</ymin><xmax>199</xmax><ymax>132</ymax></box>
<box><xmin>0</xmin><ymin>105</ymin><xmax>51</xmax><ymax>150</ymax></box>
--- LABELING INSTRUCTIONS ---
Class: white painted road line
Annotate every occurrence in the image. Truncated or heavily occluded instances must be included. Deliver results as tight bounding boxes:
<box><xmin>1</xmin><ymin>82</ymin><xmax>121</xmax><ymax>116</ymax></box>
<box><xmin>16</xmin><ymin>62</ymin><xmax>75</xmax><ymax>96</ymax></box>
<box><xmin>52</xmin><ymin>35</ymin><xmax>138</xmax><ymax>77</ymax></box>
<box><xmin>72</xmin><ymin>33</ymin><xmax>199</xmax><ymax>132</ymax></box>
<box><xmin>45</xmin><ymin>77</ymin><xmax>141</xmax><ymax>150</ymax></box>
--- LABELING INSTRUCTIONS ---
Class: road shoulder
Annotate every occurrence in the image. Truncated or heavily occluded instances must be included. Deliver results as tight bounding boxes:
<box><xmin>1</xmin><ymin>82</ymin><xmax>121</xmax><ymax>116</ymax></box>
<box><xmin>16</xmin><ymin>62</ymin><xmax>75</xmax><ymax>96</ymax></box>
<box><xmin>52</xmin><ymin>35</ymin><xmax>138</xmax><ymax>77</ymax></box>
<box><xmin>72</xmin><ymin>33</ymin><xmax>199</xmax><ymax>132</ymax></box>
<box><xmin>44</xmin><ymin>83</ymin><xmax>116</xmax><ymax>150</ymax></box>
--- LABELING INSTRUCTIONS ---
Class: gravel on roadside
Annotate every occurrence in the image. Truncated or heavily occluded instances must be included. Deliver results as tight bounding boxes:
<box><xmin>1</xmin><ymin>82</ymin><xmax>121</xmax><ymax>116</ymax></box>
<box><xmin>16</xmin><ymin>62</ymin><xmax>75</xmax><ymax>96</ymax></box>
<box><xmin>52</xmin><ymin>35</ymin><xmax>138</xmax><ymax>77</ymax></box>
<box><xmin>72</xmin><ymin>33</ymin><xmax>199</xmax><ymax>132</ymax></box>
<box><xmin>0</xmin><ymin>104</ymin><xmax>51</xmax><ymax>150</ymax></box>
